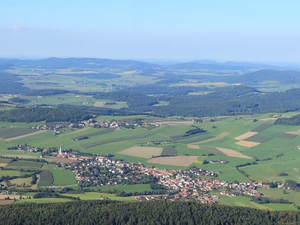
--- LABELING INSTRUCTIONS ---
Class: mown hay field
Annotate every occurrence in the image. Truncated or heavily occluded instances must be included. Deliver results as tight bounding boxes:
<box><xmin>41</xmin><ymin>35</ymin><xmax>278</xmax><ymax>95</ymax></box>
<box><xmin>118</xmin><ymin>146</ymin><xmax>163</xmax><ymax>158</ymax></box>
<box><xmin>148</xmin><ymin>156</ymin><xmax>199</xmax><ymax>166</ymax></box>
<box><xmin>215</xmin><ymin>147</ymin><xmax>252</xmax><ymax>159</ymax></box>
<box><xmin>235</xmin><ymin>140</ymin><xmax>260</xmax><ymax>148</ymax></box>
<box><xmin>234</xmin><ymin>131</ymin><xmax>258</xmax><ymax>141</ymax></box>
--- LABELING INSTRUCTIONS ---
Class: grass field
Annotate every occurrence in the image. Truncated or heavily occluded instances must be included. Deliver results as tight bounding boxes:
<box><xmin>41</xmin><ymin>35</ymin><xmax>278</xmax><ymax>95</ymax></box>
<box><xmin>61</xmin><ymin>192</ymin><xmax>136</xmax><ymax>201</ymax></box>
<box><xmin>245</xmin><ymin>135</ymin><xmax>271</xmax><ymax>143</ymax></box>
<box><xmin>52</xmin><ymin>169</ymin><xmax>77</xmax><ymax>186</ymax></box>
<box><xmin>93</xmin><ymin>184</ymin><xmax>152</xmax><ymax>193</ymax></box>
<box><xmin>71</xmin><ymin>128</ymin><xmax>115</xmax><ymax>141</ymax></box>
<box><xmin>148</xmin><ymin>156</ymin><xmax>199</xmax><ymax>167</ymax></box>
<box><xmin>118</xmin><ymin>146</ymin><xmax>163</xmax><ymax>158</ymax></box>
<box><xmin>251</xmin><ymin>123</ymin><xmax>273</xmax><ymax>132</ymax></box>
<box><xmin>0</xmin><ymin>128</ymin><xmax>38</xmax><ymax>139</ymax></box>
<box><xmin>278</xmin><ymin>133</ymin><xmax>297</xmax><ymax>139</ymax></box>
<box><xmin>17</xmin><ymin>198</ymin><xmax>73</xmax><ymax>204</ymax></box>
<box><xmin>6</xmin><ymin>160</ymin><xmax>43</xmax><ymax>170</ymax></box>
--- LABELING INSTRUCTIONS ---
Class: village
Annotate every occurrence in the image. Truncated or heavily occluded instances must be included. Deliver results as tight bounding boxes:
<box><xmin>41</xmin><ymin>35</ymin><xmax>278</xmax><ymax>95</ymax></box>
<box><xmin>31</xmin><ymin>118</ymin><xmax>138</xmax><ymax>134</ymax></box>
<box><xmin>57</xmin><ymin>154</ymin><xmax>272</xmax><ymax>204</ymax></box>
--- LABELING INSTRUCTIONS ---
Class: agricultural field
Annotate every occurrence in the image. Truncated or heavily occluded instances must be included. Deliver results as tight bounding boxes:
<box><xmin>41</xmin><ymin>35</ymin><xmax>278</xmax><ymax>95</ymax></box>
<box><xmin>118</xmin><ymin>146</ymin><xmax>163</xmax><ymax>158</ymax></box>
<box><xmin>148</xmin><ymin>156</ymin><xmax>199</xmax><ymax>167</ymax></box>
<box><xmin>38</xmin><ymin>170</ymin><xmax>54</xmax><ymax>187</ymax></box>
<box><xmin>0</xmin><ymin>128</ymin><xmax>39</xmax><ymax>140</ymax></box>
<box><xmin>51</xmin><ymin>169</ymin><xmax>77</xmax><ymax>186</ymax></box>
<box><xmin>6</xmin><ymin>160</ymin><xmax>43</xmax><ymax>170</ymax></box>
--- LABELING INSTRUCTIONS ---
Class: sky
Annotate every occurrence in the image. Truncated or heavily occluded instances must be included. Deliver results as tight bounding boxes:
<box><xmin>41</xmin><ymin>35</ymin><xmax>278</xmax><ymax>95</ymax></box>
<box><xmin>0</xmin><ymin>0</ymin><xmax>300</xmax><ymax>62</ymax></box>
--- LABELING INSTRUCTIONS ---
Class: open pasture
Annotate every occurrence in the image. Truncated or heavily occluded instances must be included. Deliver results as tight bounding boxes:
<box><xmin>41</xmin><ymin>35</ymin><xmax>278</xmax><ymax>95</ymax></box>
<box><xmin>201</xmin><ymin>146</ymin><xmax>226</xmax><ymax>156</ymax></box>
<box><xmin>235</xmin><ymin>140</ymin><xmax>260</xmax><ymax>148</ymax></box>
<box><xmin>161</xmin><ymin>146</ymin><xmax>177</xmax><ymax>156</ymax></box>
<box><xmin>251</xmin><ymin>123</ymin><xmax>273</xmax><ymax>132</ymax></box>
<box><xmin>52</xmin><ymin>169</ymin><xmax>77</xmax><ymax>186</ymax></box>
<box><xmin>234</xmin><ymin>131</ymin><xmax>258</xmax><ymax>141</ymax></box>
<box><xmin>278</xmin><ymin>133</ymin><xmax>297</xmax><ymax>139</ymax></box>
<box><xmin>6</xmin><ymin>160</ymin><xmax>43</xmax><ymax>170</ymax></box>
<box><xmin>0</xmin><ymin>128</ymin><xmax>39</xmax><ymax>140</ymax></box>
<box><xmin>0</xmin><ymin>170</ymin><xmax>22</xmax><ymax>177</ymax></box>
<box><xmin>286</xmin><ymin>128</ymin><xmax>300</xmax><ymax>135</ymax></box>
<box><xmin>215</xmin><ymin>147</ymin><xmax>252</xmax><ymax>159</ymax></box>
<box><xmin>118</xmin><ymin>146</ymin><xmax>163</xmax><ymax>158</ymax></box>
<box><xmin>174</xmin><ymin>134</ymin><xmax>214</xmax><ymax>144</ymax></box>
<box><xmin>83</xmin><ymin>130</ymin><xmax>154</xmax><ymax>148</ymax></box>
<box><xmin>71</xmin><ymin>128</ymin><xmax>115</xmax><ymax>141</ymax></box>
<box><xmin>187</xmin><ymin>144</ymin><xmax>199</xmax><ymax>149</ymax></box>
<box><xmin>149</xmin><ymin>120</ymin><xmax>193</xmax><ymax>126</ymax></box>
<box><xmin>148</xmin><ymin>156</ymin><xmax>199</xmax><ymax>167</ymax></box>
<box><xmin>245</xmin><ymin>135</ymin><xmax>271</xmax><ymax>143</ymax></box>
<box><xmin>9</xmin><ymin>177</ymin><xmax>33</xmax><ymax>186</ymax></box>
<box><xmin>192</xmin><ymin>132</ymin><xmax>230</xmax><ymax>144</ymax></box>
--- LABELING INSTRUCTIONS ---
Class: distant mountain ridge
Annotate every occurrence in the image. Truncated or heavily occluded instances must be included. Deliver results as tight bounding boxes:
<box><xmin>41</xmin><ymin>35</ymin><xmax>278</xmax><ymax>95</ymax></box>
<box><xmin>0</xmin><ymin>57</ymin><xmax>296</xmax><ymax>71</ymax></box>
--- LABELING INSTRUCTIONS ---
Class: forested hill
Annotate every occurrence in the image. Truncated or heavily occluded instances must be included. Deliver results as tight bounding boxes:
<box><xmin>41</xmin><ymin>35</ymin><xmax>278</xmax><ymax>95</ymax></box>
<box><xmin>0</xmin><ymin>201</ymin><xmax>299</xmax><ymax>225</ymax></box>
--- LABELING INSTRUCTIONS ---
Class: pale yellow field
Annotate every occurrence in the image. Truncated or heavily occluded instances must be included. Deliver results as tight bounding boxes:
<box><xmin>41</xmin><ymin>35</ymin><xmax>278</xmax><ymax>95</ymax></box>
<box><xmin>118</xmin><ymin>146</ymin><xmax>163</xmax><ymax>158</ymax></box>
<box><xmin>234</xmin><ymin>131</ymin><xmax>258</xmax><ymax>141</ymax></box>
<box><xmin>148</xmin><ymin>156</ymin><xmax>199</xmax><ymax>167</ymax></box>
<box><xmin>187</xmin><ymin>144</ymin><xmax>200</xmax><ymax>149</ymax></box>
<box><xmin>171</xmin><ymin>82</ymin><xmax>227</xmax><ymax>87</ymax></box>
<box><xmin>0</xmin><ymin>163</ymin><xmax>8</xmax><ymax>167</ymax></box>
<box><xmin>10</xmin><ymin>177</ymin><xmax>32</xmax><ymax>186</ymax></box>
<box><xmin>0</xmin><ymin>200</ymin><xmax>14</xmax><ymax>205</ymax></box>
<box><xmin>94</xmin><ymin>102</ymin><xmax>105</xmax><ymax>107</ymax></box>
<box><xmin>149</xmin><ymin>120</ymin><xmax>194</xmax><ymax>126</ymax></box>
<box><xmin>259</xmin><ymin>118</ymin><xmax>277</xmax><ymax>122</ymax></box>
<box><xmin>4</xmin><ymin>130</ymin><xmax>48</xmax><ymax>141</ymax></box>
<box><xmin>235</xmin><ymin>140</ymin><xmax>260</xmax><ymax>148</ymax></box>
<box><xmin>286</xmin><ymin>128</ymin><xmax>300</xmax><ymax>135</ymax></box>
<box><xmin>216</xmin><ymin>147</ymin><xmax>252</xmax><ymax>159</ymax></box>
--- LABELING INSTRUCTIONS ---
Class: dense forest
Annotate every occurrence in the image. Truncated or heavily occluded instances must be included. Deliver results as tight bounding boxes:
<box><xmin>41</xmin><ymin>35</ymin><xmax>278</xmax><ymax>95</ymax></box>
<box><xmin>93</xmin><ymin>86</ymin><xmax>300</xmax><ymax>117</ymax></box>
<box><xmin>0</xmin><ymin>73</ymin><xmax>29</xmax><ymax>94</ymax></box>
<box><xmin>275</xmin><ymin>114</ymin><xmax>300</xmax><ymax>125</ymax></box>
<box><xmin>0</xmin><ymin>200</ymin><xmax>299</xmax><ymax>225</ymax></box>
<box><xmin>0</xmin><ymin>106</ymin><xmax>92</xmax><ymax>123</ymax></box>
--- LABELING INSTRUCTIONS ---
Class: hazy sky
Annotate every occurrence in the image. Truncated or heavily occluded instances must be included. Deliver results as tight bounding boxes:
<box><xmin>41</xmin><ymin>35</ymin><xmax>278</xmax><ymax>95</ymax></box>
<box><xmin>1</xmin><ymin>0</ymin><xmax>300</xmax><ymax>62</ymax></box>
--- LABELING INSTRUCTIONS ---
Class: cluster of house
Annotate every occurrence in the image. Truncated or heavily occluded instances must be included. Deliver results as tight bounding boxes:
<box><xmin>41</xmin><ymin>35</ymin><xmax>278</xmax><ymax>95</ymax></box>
<box><xmin>31</xmin><ymin>119</ymin><xmax>137</xmax><ymax>134</ymax></box>
<box><xmin>60</xmin><ymin>156</ymin><xmax>268</xmax><ymax>203</ymax></box>
<box><xmin>7</xmin><ymin>144</ymin><xmax>56</xmax><ymax>155</ymax></box>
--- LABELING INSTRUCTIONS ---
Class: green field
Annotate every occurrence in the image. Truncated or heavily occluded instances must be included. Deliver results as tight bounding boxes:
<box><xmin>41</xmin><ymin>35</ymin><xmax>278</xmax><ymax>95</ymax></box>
<box><xmin>52</xmin><ymin>169</ymin><xmax>77</xmax><ymax>186</ymax></box>
<box><xmin>6</xmin><ymin>160</ymin><xmax>43</xmax><ymax>170</ymax></box>
<box><xmin>62</xmin><ymin>192</ymin><xmax>136</xmax><ymax>201</ymax></box>
<box><xmin>85</xmin><ymin>184</ymin><xmax>152</xmax><ymax>193</ymax></box>
<box><xmin>0</xmin><ymin>128</ymin><xmax>38</xmax><ymax>139</ymax></box>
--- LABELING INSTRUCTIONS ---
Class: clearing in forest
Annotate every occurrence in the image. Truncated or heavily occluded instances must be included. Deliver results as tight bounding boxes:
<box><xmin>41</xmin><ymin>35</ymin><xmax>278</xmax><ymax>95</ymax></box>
<box><xmin>234</xmin><ymin>132</ymin><xmax>258</xmax><ymax>141</ymax></box>
<box><xmin>118</xmin><ymin>146</ymin><xmax>163</xmax><ymax>158</ymax></box>
<box><xmin>235</xmin><ymin>140</ymin><xmax>260</xmax><ymax>148</ymax></box>
<box><xmin>148</xmin><ymin>156</ymin><xmax>199</xmax><ymax>167</ymax></box>
<box><xmin>216</xmin><ymin>147</ymin><xmax>252</xmax><ymax>159</ymax></box>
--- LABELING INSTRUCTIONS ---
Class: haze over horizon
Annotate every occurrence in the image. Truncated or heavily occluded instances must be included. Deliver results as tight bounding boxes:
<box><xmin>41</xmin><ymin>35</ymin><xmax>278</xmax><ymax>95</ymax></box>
<box><xmin>1</xmin><ymin>1</ymin><xmax>300</xmax><ymax>62</ymax></box>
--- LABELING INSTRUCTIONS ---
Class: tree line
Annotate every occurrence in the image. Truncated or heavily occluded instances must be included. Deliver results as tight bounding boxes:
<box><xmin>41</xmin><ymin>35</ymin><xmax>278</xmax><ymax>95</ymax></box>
<box><xmin>0</xmin><ymin>200</ymin><xmax>300</xmax><ymax>224</ymax></box>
